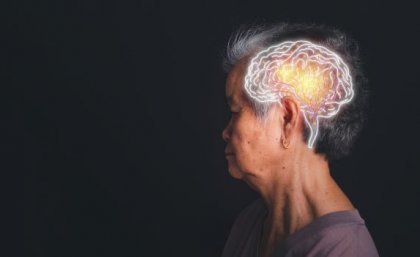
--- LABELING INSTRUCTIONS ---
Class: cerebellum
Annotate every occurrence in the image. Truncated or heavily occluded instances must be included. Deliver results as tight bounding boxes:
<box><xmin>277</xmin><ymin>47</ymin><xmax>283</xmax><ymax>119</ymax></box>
<box><xmin>244</xmin><ymin>40</ymin><xmax>354</xmax><ymax>148</ymax></box>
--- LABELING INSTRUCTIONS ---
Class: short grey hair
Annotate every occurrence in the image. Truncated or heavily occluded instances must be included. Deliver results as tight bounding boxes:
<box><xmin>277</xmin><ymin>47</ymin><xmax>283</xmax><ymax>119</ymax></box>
<box><xmin>223</xmin><ymin>23</ymin><xmax>368</xmax><ymax>160</ymax></box>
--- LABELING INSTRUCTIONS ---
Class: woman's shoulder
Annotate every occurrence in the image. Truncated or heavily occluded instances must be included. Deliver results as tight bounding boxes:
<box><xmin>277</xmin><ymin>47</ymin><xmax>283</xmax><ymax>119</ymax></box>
<box><xmin>279</xmin><ymin>209</ymin><xmax>379</xmax><ymax>257</ymax></box>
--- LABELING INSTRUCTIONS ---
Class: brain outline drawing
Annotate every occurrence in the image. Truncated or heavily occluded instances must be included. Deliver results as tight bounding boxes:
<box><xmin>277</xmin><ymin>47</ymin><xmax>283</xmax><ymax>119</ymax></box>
<box><xmin>244</xmin><ymin>40</ymin><xmax>354</xmax><ymax>148</ymax></box>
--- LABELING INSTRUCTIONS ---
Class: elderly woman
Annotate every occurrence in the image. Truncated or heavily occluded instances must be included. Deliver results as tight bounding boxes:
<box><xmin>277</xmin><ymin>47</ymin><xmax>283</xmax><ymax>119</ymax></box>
<box><xmin>221</xmin><ymin>23</ymin><xmax>379</xmax><ymax>257</ymax></box>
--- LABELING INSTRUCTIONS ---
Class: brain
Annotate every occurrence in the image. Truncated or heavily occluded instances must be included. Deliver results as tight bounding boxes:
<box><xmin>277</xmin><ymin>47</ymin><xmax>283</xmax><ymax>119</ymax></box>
<box><xmin>244</xmin><ymin>40</ymin><xmax>354</xmax><ymax>148</ymax></box>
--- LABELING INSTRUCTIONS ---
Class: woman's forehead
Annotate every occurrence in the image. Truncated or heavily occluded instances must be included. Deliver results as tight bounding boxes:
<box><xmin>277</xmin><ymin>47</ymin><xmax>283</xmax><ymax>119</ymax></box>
<box><xmin>226</xmin><ymin>60</ymin><xmax>249</xmax><ymax>105</ymax></box>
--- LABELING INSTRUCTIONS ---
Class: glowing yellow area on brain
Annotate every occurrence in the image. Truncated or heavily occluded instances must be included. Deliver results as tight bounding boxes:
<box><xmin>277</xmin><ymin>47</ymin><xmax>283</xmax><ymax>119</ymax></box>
<box><xmin>244</xmin><ymin>40</ymin><xmax>354</xmax><ymax>148</ymax></box>
<box><xmin>276</xmin><ymin>62</ymin><xmax>333</xmax><ymax>107</ymax></box>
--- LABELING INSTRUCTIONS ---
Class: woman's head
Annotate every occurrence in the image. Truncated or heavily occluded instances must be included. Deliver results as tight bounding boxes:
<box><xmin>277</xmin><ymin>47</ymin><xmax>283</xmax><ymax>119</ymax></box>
<box><xmin>223</xmin><ymin>58</ymin><xmax>306</xmax><ymax>180</ymax></box>
<box><xmin>223</xmin><ymin>23</ymin><xmax>368</xmax><ymax>163</ymax></box>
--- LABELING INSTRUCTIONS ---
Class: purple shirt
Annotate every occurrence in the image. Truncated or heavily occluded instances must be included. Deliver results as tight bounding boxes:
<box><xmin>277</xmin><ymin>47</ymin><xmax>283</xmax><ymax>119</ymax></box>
<box><xmin>221</xmin><ymin>198</ymin><xmax>379</xmax><ymax>257</ymax></box>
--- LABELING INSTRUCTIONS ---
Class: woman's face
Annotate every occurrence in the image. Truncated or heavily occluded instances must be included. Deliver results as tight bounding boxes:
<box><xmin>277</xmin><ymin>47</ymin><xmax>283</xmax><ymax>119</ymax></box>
<box><xmin>222</xmin><ymin>60</ymin><xmax>285</xmax><ymax>180</ymax></box>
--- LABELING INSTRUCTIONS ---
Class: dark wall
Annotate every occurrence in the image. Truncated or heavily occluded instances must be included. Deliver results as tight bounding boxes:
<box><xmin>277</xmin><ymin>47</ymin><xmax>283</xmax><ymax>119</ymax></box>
<box><xmin>4</xmin><ymin>0</ymin><xmax>419</xmax><ymax>256</ymax></box>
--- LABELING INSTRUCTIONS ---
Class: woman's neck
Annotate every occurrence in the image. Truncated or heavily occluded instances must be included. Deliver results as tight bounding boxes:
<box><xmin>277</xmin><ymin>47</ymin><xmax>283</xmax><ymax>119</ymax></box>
<box><xmin>254</xmin><ymin>149</ymin><xmax>354</xmax><ymax>257</ymax></box>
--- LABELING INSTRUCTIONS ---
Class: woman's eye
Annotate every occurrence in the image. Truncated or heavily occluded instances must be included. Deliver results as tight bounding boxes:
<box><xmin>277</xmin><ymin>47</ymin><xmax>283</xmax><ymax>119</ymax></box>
<box><xmin>230</xmin><ymin>111</ymin><xmax>240</xmax><ymax>118</ymax></box>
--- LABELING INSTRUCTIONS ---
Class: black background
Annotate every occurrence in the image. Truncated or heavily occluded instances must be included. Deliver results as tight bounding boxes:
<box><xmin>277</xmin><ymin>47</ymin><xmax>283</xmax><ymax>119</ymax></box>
<box><xmin>4</xmin><ymin>0</ymin><xmax>420</xmax><ymax>256</ymax></box>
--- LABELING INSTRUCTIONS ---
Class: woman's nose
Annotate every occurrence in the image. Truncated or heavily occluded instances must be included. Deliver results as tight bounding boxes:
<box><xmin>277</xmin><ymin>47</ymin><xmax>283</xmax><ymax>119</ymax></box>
<box><xmin>222</xmin><ymin>122</ymin><xmax>231</xmax><ymax>143</ymax></box>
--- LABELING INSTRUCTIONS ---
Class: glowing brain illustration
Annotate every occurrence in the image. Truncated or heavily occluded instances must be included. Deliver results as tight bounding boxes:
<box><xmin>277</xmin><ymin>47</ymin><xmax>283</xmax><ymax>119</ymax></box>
<box><xmin>244</xmin><ymin>40</ymin><xmax>354</xmax><ymax>148</ymax></box>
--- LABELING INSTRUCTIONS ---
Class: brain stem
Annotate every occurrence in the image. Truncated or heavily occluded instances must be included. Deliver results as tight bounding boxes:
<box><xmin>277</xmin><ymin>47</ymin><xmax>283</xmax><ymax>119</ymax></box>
<box><xmin>303</xmin><ymin>112</ymin><xmax>319</xmax><ymax>149</ymax></box>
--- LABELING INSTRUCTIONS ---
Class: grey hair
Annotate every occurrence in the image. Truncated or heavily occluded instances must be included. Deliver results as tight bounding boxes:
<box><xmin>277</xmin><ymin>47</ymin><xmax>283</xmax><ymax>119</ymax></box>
<box><xmin>223</xmin><ymin>23</ymin><xmax>369</xmax><ymax>160</ymax></box>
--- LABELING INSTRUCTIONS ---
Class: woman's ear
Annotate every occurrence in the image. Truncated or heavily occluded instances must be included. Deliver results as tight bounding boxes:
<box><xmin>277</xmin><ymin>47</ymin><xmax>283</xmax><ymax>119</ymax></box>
<box><xmin>281</xmin><ymin>97</ymin><xmax>300</xmax><ymax>141</ymax></box>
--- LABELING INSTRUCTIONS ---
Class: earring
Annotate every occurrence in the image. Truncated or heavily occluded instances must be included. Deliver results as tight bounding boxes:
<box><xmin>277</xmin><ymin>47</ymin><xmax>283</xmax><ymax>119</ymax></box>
<box><xmin>282</xmin><ymin>138</ymin><xmax>290</xmax><ymax>149</ymax></box>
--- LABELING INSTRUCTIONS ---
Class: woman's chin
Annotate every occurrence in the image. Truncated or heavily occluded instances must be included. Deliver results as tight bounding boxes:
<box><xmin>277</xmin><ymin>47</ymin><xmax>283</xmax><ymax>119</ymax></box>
<box><xmin>228</xmin><ymin>166</ymin><xmax>244</xmax><ymax>179</ymax></box>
